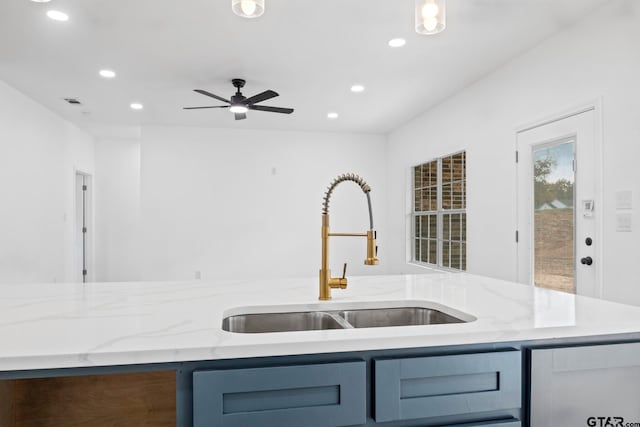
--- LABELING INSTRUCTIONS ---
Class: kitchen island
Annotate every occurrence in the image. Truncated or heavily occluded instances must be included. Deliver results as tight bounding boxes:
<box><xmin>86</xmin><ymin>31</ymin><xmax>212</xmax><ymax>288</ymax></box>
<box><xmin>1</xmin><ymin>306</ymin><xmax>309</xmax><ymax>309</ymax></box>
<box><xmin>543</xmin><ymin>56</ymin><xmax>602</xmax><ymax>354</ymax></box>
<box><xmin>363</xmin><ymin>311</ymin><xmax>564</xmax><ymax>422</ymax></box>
<box><xmin>2</xmin><ymin>273</ymin><xmax>640</xmax><ymax>426</ymax></box>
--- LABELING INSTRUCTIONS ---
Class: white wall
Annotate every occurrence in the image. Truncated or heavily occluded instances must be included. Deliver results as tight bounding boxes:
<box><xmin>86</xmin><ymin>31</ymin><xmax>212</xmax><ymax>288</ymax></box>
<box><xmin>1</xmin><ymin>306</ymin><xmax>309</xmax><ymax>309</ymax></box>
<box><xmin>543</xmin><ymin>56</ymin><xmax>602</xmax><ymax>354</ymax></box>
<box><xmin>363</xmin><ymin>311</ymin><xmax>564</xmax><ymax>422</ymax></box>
<box><xmin>0</xmin><ymin>80</ymin><xmax>94</xmax><ymax>284</ymax></box>
<box><xmin>94</xmin><ymin>137</ymin><xmax>141</xmax><ymax>282</ymax></box>
<box><xmin>4</xmin><ymin>0</ymin><xmax>640</xmax><ymax>301</ymax></box>
<box><xmin>386</xmin><ymin>0</ymin><xmax>640</xmax><ymax>304</ymax></box>
<box><xmin>138</xmin><ymin>126</ymin><xmax>387</xmax><ymax>281</ymax></box>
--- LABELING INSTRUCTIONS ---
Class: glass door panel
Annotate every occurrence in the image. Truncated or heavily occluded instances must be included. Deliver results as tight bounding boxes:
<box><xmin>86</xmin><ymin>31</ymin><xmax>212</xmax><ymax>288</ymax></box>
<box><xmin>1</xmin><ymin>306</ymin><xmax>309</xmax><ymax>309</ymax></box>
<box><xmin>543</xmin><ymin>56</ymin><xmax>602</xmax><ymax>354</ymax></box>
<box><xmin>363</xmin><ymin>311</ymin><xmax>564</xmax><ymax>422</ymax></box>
<box><xmin>533</xmin><ymin>141</ymin><xmax>575</xmax><ymax>294</ymax></box>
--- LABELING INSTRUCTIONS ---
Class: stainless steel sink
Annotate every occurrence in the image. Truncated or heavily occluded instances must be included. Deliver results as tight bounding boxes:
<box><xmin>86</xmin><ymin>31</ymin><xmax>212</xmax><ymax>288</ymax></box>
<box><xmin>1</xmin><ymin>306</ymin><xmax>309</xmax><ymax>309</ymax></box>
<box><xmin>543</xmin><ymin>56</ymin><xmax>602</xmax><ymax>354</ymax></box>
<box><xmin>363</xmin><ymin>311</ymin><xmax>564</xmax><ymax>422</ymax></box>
<box><xmin>222</xmin><ymin>306</ymin><xmax>470</xmax><ymax>333</ymax></box>
<box><xmin>222</xmin><ymin>311</ymin><xmax>346</xmax><ymax>333</ymax></box>
<box><xmin>337</xmin><ymin>307</ymin><xmax>465</xmax><ymax>328</ymax></box>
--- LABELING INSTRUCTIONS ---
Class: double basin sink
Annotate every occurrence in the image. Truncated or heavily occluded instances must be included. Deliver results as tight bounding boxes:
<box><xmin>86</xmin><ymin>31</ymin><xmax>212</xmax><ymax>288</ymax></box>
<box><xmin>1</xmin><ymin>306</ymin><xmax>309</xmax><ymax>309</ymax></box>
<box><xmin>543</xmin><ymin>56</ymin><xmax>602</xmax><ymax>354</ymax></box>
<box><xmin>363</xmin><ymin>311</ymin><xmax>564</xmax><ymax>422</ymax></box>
<box><xmin>223</xmin><ymin>302</ymin><xmax>475</xmax><ymax>333</ymax></box>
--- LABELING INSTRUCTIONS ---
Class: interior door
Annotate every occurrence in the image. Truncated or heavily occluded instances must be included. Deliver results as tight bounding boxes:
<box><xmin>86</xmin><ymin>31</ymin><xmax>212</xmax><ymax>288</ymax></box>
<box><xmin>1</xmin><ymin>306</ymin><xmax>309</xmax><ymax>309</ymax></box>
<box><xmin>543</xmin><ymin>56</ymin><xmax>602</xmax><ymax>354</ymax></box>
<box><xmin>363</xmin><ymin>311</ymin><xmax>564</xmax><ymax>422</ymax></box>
<box><xmin>75</xmin><ymin>173</ymin><xmax>90</xmax><ymax>283</ymax></box>
<box><xmin>516</xmin><ymin>109</ymin><xmax>598</xmax><ymax>297</ymax></box>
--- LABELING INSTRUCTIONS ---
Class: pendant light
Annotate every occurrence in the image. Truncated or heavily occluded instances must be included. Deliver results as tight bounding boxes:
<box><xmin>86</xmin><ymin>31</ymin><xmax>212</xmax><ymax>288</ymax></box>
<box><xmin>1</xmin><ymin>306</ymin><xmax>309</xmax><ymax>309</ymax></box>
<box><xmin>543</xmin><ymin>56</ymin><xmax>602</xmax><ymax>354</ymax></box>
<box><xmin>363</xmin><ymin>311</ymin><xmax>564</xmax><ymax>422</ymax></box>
<box><xmin>232</xmin><ymin>0</ymin><xmax>265</xmax><ymax>18</ymax></box>
<box><xmin>415</xmin><ymin>0</ymin><xmax>446</xmax><ymax>35</ymax></box>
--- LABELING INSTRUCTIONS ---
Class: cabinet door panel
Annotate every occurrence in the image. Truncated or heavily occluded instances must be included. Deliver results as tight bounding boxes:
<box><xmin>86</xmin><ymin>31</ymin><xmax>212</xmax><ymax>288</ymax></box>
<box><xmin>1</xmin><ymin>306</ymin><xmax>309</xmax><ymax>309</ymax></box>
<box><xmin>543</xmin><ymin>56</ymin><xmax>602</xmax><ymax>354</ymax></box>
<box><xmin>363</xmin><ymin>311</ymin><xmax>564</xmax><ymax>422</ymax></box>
<box><xmin>374</xmin><ymin>350</ymin><xmax>521</xmax><ymax>422</ymax></box>
<box><xmin>193</xmin><ymin>360</ymin><xmax>365</xmax><ymax>427</ymax></box>
<box><xmin>530</xmin><ymin>342</ymin><xmax>640</xmax><ymax>426</ymax></box>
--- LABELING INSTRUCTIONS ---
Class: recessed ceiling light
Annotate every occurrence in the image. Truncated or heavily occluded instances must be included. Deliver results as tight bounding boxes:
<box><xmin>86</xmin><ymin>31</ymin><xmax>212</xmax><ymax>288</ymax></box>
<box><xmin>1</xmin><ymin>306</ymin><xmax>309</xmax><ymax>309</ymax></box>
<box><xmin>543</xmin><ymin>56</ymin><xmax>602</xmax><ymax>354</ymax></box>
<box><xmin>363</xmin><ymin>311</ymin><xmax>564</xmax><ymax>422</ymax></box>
<box><xmin>46</xmin><ymin>10</ymin><xmax>69</xmax><ymax>21</ymax></box>
<box><xmin>327</xmin><ymin>112</ymin><xmax>339</xmax><ymax>119</ymax></box>
<box><xmin>350</xmin><ymin>85</ymin><xmax>365</xmax><ymax>93</ymax></box>
<box><xmin>99</xmin><ymin>69</ymin><xmax>116</xmax><ymax>79</ymax></box>
<box><xmin>130</xmin><ymin>103</ymin><xmax>144</xmax><ymax>110</ymax></box>
<box><xmin>388</xmin><ymin>38</ymin><xmax>407</xmax><ymax>48</ymax></box>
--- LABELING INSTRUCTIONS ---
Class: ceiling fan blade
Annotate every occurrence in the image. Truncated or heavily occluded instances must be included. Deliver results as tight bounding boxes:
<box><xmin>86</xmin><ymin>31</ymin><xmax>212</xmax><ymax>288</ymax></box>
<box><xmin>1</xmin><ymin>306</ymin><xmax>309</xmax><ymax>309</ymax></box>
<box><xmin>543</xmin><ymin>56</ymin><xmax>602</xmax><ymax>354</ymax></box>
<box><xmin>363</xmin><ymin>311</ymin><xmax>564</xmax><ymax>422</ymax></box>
<box><xmin>243</xmin><ymin>90</ymin><xmax>279</xmax><ymax>105</ymax></box>
<box><xmin>183</xmin><ymin>106</ymin><xmax>228</xmax><ymax>110</ymax></box>
<box><xmin>249</xmin><ymin>105</ymin><xmax>294</xmax><ymax>114</ymax></box>
<box><xmin>235</xmin><ymin>113</ymin><xmax>247</xmax><ymax>120</ymax></box>
<box><xmin>194</xmin><ymin>89</ymin><xmax>230</xmax><ymax>104</ymax></box>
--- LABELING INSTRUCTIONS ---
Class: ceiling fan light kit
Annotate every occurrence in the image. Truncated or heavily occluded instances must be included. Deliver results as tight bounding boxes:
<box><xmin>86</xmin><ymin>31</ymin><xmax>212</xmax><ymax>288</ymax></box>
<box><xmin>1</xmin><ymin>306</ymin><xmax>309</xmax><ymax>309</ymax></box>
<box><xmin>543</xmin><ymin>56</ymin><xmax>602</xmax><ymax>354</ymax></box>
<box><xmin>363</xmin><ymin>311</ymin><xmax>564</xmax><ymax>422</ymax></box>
<box><xmin>229</xmin><ymin>105</ymin><xmax>248</xmax><ymax>114</ymax></box>
<box><xmin>415</xmin><ymin>0</ymin><xmax>446</xmax><ymax>35</ymax></box>
<box><xmin>232</xmin><ymin>0</ymin><xmax>264</xmax><ymax>18</ymax></box>
<box><xmin>184</xmin><ymin>78</ymin><xmax>294</xmax><ymax>121</ymax></box>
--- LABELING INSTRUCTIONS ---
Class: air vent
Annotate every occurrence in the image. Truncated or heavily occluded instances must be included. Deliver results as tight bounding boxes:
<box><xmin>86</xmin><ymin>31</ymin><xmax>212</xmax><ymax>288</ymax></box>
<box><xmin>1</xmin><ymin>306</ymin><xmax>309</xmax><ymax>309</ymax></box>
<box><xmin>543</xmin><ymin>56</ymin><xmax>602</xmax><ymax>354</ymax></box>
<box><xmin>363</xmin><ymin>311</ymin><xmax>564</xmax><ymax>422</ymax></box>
<box><xmin>63</xmin><ymin>98</ymin><xmax>82</xmax><ymax>105</ymax></box>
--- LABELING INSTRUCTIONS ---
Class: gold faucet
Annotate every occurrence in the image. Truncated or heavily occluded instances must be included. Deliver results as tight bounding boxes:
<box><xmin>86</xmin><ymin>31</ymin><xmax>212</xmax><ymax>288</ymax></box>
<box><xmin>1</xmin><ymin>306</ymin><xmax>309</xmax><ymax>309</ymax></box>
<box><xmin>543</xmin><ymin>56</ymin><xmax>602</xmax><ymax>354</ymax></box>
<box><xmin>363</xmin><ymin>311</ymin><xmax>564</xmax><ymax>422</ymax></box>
<box><xmin>319</xmin><ymin>173</ymin><xmax>379</xmax><ymax>300</ymax></box>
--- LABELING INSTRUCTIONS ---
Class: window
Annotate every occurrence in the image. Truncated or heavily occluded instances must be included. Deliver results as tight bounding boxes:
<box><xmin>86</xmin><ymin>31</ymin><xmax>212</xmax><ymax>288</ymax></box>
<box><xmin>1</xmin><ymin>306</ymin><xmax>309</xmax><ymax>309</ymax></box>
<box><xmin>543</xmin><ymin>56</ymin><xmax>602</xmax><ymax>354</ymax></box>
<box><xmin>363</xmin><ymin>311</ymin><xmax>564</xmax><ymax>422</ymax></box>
<box><xmin>413</xmin><ymin>151</ymin><xmax>466</xmax><ymax>270</ymax></box>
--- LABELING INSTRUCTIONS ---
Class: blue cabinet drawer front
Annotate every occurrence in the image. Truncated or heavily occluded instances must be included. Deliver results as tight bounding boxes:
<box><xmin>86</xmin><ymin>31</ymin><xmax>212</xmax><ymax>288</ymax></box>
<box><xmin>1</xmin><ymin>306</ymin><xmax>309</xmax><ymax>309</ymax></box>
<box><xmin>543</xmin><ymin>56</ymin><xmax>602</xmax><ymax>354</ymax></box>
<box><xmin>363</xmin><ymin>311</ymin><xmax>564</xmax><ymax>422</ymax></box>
<box><xmin>451</xmin><ymin>421</ymin><xmax>521</xmax><ymax>427</ymax></box>
<box><xmin>374</xmin><ymin>350</ymin><xmax>521</xmax><ymax>422</ymax></box>
<box><xmin>193</xmin><ymin>360</ymin><xmax>366</xmax><ymax>427</ymax></box>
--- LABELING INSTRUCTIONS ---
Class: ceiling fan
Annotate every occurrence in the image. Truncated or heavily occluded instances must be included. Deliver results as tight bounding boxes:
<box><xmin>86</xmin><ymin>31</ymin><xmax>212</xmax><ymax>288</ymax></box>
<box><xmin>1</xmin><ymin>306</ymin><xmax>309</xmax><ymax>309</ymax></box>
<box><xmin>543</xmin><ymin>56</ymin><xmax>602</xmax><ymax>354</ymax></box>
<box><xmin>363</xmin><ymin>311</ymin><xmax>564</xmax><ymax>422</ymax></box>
<box><xmin>183</xmin><ymin>79</ymin><xmax>294</xmax><ymax>120</ymax></box>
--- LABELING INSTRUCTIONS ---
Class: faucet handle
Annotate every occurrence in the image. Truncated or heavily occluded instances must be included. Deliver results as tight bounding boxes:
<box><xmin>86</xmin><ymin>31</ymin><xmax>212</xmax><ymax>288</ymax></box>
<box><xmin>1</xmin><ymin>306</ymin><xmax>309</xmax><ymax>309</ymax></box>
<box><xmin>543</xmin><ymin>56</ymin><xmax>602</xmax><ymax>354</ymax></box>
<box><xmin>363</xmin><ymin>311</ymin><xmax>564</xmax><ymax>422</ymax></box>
<box><xmin>328</xmin><ymin>263</ymin><xmax>348</xmax><ymax>290</ymax></box>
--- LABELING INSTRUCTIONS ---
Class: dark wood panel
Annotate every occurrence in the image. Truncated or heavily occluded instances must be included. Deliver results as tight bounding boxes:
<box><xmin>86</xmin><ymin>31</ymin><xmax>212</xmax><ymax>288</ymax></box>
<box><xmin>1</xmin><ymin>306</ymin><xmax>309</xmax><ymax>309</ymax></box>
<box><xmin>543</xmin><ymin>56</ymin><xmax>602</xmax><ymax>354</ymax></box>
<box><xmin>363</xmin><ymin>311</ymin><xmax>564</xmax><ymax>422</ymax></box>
<box><xmin>13</xmin><ymin>371</ymin><xmax>175</xmax><ymax>427</ymax></box>
<box><xmin>0</xmin><ymin>380</ymin><xmax>15</xmax><ymax>427</ymax></box>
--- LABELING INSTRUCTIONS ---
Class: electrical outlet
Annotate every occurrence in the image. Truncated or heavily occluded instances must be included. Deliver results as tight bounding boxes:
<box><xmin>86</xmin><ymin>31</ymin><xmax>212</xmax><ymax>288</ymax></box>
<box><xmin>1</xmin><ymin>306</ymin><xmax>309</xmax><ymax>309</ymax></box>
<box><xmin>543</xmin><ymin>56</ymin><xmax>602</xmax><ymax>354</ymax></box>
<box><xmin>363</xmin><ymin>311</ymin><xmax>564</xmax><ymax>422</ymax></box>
<box><xmin>195</xmin><ymin>270</ymin><xmax>202</xmax><ymax>280</ymax></box>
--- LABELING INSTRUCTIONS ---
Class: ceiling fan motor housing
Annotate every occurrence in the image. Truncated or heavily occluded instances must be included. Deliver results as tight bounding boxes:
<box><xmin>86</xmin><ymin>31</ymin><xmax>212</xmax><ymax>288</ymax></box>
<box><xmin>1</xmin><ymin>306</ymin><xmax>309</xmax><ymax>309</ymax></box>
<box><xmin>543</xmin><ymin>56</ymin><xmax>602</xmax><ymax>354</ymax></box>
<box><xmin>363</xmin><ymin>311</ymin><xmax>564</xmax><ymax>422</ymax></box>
<box><xmin>231</xmin><ymin>94</ymin><xmax>247</xmax><ymax>104</ymax></box>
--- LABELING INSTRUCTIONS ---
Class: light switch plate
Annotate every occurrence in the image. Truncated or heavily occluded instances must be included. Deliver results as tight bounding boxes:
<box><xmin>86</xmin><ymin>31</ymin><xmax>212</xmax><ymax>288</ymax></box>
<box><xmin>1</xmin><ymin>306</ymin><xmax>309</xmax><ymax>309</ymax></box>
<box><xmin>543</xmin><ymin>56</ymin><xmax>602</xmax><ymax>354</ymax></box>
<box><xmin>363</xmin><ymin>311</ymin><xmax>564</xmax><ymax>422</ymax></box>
<box><xmin>616</xmin><ymin>190</ymin><xmax>632</xmax><ymax>210</ymax></box>
<box><xmin>616</xmin><ymin>212</ymin><xmax>632</xmax><ymax>232</ymax></box>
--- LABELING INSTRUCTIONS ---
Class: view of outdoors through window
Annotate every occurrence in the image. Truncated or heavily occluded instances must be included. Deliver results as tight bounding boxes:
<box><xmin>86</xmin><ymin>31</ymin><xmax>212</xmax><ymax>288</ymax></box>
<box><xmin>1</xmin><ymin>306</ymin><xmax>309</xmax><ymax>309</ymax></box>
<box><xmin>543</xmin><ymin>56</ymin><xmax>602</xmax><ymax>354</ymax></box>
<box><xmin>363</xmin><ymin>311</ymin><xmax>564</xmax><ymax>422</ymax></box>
<box><xmin>533</xmin><ymin>141</ymin><xmax>575</xmax><ymax>294</ymax></box>
<box><xmin>413</xmin><ymin>152</ymin><xmax>466</xmax><ymax>270</ymax></box>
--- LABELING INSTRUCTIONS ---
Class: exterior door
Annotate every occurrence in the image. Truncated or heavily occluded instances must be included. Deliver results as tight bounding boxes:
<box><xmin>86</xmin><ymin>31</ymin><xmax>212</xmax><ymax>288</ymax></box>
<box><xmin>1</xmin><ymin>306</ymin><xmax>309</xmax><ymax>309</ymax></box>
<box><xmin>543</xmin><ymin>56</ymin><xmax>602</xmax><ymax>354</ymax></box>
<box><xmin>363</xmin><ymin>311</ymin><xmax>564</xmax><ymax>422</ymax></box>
<box><xmin>516</xmin><ymin>109</ymin><xmax>599</xmax><ymax>297</ymax></box>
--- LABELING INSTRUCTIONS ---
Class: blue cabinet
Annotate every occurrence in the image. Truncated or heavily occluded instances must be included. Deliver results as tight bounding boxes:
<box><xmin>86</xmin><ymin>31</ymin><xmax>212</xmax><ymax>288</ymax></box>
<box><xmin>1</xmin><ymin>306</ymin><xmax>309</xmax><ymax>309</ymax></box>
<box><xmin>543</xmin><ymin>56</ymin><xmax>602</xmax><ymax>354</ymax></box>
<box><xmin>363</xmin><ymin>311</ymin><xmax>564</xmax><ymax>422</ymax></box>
<box><xmin>193</xmin><ymin>360</ymin><xmax>366</xmax><ymax>427</ymax></box>
<box><xmin>191</xmin><ymin>350</ymin><xmax>522</xmax><ymax>426</ymax></box>
<box><xmin>374</xmin><ymin>350</ymin><xmax>521</xmax><ymax>423</ymax></box>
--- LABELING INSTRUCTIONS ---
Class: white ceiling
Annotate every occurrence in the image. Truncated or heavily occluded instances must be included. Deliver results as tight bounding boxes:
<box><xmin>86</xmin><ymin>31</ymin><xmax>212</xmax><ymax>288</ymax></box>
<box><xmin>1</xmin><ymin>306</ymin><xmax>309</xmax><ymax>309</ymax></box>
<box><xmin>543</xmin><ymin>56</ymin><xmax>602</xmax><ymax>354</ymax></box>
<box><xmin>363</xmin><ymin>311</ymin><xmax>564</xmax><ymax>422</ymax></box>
<box><xmin>0</xmin><ymin>0</ymin><xmax>606</xmax><ymax>136</ymax></box>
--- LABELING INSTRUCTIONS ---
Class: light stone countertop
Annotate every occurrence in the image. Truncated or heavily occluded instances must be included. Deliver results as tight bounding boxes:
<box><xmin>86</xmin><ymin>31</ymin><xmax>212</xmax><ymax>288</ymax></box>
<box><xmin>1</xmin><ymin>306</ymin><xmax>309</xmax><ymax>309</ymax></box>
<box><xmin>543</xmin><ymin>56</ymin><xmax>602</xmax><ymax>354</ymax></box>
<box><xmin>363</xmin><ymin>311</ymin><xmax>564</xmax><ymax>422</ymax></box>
<box><xmin>2</xmin><ymin>272</ymin><xmax>640</xmax><ymax>371</ymax></box>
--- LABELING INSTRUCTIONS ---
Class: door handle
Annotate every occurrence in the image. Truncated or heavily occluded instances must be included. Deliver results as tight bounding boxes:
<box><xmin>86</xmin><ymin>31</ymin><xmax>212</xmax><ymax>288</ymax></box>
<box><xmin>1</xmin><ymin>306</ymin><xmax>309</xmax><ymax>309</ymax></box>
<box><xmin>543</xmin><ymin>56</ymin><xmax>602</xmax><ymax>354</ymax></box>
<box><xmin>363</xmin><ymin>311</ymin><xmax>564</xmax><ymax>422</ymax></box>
<box><xmin>581</xmin><ymin>256</ymin><xmax>593</xmax><ymax>266</ymax></box>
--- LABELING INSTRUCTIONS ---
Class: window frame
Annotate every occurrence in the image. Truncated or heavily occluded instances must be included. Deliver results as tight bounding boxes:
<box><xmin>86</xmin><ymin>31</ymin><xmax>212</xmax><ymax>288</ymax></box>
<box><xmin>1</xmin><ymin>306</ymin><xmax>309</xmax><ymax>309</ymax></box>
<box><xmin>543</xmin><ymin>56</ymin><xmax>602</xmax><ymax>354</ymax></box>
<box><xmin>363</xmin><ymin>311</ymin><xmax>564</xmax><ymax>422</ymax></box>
<box><xmin>411</xmin><ymin>150</ymin><xmax>466</xmax><ymax>271</ymax></box>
